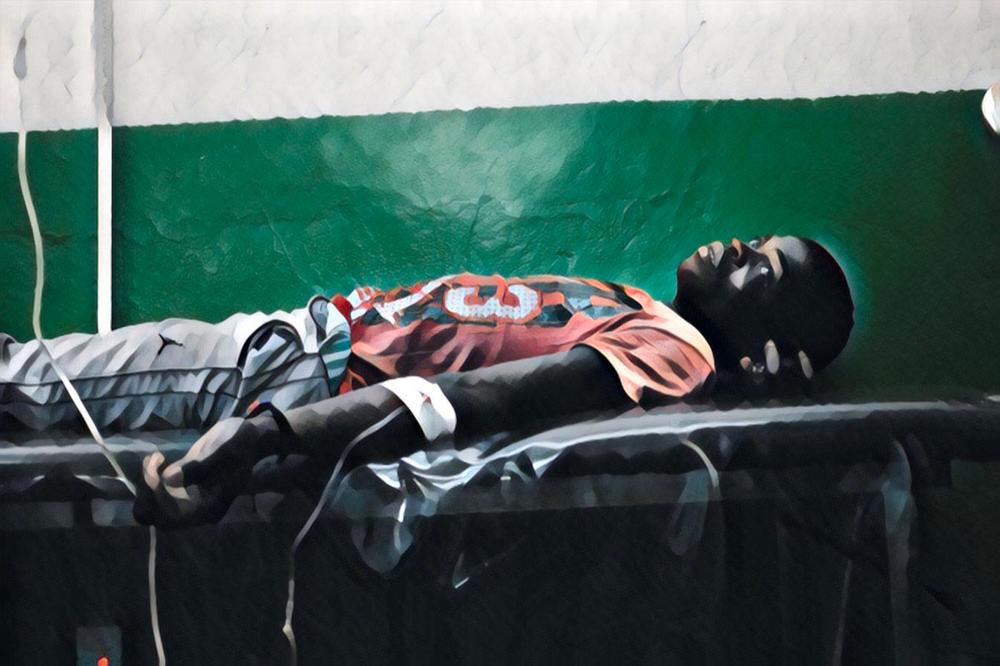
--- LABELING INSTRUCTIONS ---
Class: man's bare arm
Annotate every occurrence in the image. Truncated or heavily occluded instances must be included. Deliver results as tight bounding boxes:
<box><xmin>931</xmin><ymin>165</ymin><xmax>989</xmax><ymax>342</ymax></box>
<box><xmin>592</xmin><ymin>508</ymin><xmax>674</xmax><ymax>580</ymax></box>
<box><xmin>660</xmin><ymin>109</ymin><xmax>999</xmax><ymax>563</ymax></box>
<box><xmin>293</xmin><ymin>346</ymin><xmax>627</xmax><ymax>462</ymax></box>
<box><xmin>136</xmin><ymin>346</ymin><xmax>629</xmax><ymax>526</ymax></box>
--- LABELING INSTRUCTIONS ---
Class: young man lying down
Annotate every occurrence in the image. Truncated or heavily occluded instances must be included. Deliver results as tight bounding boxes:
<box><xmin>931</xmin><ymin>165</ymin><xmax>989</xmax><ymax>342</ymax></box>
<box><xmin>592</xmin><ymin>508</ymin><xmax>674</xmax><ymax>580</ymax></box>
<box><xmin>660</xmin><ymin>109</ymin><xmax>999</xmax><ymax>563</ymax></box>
<box><xmin>0</xmin><ymin>236</ymin><xmax>854</xmax><ymax>526</ymax></box>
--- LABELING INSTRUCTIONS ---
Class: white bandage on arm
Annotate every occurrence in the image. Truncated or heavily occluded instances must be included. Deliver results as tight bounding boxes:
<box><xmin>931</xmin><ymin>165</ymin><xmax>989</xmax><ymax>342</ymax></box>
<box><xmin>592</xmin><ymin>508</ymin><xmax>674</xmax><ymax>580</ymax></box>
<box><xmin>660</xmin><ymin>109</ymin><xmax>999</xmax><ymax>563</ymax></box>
<box><xmin>380</xmin><ymin>376</ymin><xmax>458</xmax><ymax>442</ymax></box>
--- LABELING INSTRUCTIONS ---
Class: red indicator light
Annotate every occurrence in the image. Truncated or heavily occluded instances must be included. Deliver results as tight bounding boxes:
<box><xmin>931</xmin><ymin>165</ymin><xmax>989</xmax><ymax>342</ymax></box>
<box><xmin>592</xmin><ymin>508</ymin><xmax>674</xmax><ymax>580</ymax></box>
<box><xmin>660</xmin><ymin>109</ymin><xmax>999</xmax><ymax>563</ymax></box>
<box><xmin>97</xmin><ymin>657</ymin><xmax>110</xmax><ymax>666</ymax></box>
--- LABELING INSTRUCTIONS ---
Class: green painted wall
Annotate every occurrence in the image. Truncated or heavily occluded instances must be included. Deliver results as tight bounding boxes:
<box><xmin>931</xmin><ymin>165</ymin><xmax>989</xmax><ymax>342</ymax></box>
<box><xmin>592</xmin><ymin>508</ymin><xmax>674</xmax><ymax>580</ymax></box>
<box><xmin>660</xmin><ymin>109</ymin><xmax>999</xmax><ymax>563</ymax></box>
<box><xmin>1</xmin><ymin>130</ymin><xmax>97</xmax><ymax>340</ymax></box>
<box><xmin>3</xmin><ymin>91</ymin><xmax>999</xmax><ymax>397</ymax></box>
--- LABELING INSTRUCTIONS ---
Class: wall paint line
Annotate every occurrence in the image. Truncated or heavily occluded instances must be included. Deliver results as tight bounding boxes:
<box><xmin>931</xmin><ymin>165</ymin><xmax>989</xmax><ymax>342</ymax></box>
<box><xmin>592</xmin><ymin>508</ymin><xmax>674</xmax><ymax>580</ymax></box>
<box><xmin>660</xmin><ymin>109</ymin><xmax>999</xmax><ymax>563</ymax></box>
<box><xmin>95</xmin><ymin>0</ymin><xmax>113</xmax><ymax>335</ymax></box>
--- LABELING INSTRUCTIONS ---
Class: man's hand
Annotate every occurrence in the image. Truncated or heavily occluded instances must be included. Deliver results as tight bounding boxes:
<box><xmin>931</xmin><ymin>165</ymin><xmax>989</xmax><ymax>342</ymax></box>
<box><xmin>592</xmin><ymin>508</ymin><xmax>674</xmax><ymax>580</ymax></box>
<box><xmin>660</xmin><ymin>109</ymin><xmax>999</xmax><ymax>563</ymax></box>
<box><xmin>732</xmin><ymin>339</ymin><xmax>814</xmax><ymax>396</ymax></box>
<box><xmin>134</xmin><ymin>413</ymin><xmax>283</xmax><ymax>527</ymax></box>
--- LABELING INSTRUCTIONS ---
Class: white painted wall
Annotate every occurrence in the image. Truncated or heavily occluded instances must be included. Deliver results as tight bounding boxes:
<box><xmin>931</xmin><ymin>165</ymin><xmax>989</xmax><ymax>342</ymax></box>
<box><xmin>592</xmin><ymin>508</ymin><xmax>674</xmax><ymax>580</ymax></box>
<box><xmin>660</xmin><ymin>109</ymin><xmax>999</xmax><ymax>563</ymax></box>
<box><xmin>1</xmin><ymin>1</ymin><xmax>97</xmax><ymax>131</ymax></box>
<box><xmin>2</xmin><ymin>0</ymin><xmax>999</xmax><ymax>131</ymax></box>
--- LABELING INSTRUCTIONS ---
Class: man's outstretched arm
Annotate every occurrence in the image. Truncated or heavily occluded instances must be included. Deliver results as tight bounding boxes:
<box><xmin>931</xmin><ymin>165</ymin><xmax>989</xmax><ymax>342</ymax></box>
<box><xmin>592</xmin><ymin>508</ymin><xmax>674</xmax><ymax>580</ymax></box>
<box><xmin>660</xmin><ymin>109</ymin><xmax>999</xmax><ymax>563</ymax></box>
<box><xmin>136</xmin><ymin>346</ymin><xmax>631</xmax><ymax>526</ymax></box>
<box><xmin>302</xmin><ymin>345</ymin><xmax>629</xmax><ymax>457</ymax></box>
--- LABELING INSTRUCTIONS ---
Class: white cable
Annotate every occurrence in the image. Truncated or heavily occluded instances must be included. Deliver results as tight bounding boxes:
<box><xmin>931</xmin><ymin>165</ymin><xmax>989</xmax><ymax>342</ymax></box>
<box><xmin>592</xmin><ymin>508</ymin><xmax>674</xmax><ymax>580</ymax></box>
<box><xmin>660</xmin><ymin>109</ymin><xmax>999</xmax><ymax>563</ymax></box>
<box><xmin>148</xmin><ymin>525</ymin><xmax>166</xmax><ymax>664</ymax></box>
<box><xmin>282</xmin><ymin>405</ymin><xmax>406</xmax><ymax>666</ymax></box>
<box><xmin>679</xmin><ymin>437</ymin><xmax>720</xmax><ymax>492</ymax></box>
<box><xmin>15</xmin><ymin>31</ymin><xmax>165</xmax><ymax>666</ymax></box>
<box><xmin>16</xmin><ymin>128</ymin><xmax>135</xmax><ymax>494</ymax></box>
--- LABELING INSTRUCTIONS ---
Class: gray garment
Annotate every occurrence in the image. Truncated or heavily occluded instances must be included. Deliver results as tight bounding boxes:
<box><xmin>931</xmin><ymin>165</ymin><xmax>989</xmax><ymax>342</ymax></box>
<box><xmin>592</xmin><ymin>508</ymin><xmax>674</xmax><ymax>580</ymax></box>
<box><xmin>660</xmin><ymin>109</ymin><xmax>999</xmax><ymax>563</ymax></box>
<box><xmin>0</xmin><ymin>299</ymin><xmax>347</xmax><ymax>433</ymax></box>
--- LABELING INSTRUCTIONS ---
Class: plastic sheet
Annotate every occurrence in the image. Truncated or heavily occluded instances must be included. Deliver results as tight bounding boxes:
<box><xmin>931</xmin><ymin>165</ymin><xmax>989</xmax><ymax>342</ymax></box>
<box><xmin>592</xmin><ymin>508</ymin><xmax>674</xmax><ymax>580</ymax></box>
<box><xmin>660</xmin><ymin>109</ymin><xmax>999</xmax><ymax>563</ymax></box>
<box><xmin>299</xmin><ymin>401</ymin><xmax>986</xmax><ymax>570</ymax></box>
<box><xmin>2</xmin><ymin>399</ymin><xmax>1000</xmax><ymax>664</ymax></box>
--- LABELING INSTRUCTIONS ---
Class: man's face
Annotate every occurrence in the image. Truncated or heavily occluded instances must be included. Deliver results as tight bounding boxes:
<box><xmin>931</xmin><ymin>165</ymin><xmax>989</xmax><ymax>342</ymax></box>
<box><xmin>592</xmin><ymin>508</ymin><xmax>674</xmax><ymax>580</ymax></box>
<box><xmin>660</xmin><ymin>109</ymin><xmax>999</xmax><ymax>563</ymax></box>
<box><xmin>675</xmin><ymin>235</ymin><xmax>810</xmax><ymax>362</ymax></box>
<box><xmin>677</xmin><ymin>235</ymin><xmax>807</xmax><ymax>306</ymax></box>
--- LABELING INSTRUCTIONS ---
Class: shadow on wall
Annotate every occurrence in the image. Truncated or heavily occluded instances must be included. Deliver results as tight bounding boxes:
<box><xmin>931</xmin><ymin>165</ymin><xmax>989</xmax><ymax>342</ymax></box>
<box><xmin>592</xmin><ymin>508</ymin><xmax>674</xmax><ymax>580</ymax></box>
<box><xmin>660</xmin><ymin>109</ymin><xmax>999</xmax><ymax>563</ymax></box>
<box><xmin>1</xmin><ymin>91</ymin><xmax>998</xmax><ymax>396</ymax></box>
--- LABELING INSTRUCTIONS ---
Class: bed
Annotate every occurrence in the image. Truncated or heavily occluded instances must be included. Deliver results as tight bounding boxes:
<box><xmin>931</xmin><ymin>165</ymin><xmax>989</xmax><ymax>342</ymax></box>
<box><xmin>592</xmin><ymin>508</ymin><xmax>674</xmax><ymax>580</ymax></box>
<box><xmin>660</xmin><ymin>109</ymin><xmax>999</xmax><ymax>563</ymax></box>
<box><xmin>2</xmin><ymin>397</ymin><xmax>999</xmax><ymax>664</ymax></box>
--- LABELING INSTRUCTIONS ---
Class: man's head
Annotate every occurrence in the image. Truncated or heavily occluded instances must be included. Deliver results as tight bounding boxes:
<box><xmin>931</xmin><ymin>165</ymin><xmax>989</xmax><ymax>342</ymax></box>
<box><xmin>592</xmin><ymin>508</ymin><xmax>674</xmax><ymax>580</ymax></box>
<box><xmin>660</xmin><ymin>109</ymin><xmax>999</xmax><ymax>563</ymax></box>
<box><xmin>674</xmin><ymin>236</ymin><xmax>854</xmax><ymax>375</ymax></box>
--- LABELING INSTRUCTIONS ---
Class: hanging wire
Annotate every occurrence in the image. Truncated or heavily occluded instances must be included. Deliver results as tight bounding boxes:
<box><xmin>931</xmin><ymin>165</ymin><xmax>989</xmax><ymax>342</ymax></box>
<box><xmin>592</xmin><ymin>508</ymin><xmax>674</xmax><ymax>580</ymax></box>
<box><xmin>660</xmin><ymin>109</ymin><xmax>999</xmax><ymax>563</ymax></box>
<box><xmin>14</xmin><ymin>27</ymin><xmax>166</xmax><ymax>666</ymax></box>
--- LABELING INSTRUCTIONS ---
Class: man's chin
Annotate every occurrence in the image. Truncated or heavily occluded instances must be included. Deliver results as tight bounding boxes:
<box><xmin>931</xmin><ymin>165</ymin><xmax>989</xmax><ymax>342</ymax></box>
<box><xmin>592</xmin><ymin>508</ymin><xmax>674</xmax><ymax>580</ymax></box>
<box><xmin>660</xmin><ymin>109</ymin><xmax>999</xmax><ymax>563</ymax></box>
<box><xmin>676</xmin><ymin>259</ymin><xmax>708</xmax><ymax>299</ymax></box>
<box><xmin>676</xmin><ymin>257</ymin><xmax>695</xmax><ymax>280</ymax></box>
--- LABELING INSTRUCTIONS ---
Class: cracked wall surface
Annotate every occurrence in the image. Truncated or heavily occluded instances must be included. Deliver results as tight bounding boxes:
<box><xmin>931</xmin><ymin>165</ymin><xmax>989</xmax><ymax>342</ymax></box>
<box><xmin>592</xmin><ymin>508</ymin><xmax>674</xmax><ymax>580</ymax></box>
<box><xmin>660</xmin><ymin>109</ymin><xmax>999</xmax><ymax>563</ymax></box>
<box><xmin>110</xmin><ymin>92</ymin><xmax>1000</xmax><ymax>397</ymax></box>
<box><xmin>0</xmin><ymin>129</ymin><xmax>97</xmax><ymax>336</ymax></box>
<box><xmin>1</xmin><ymin>1</ymin><xmax>97</xmax><ymax>131</ymax></box>
<box><xmin>2</xmin><ymin>0</ymin><xmax>999</xmax><ymax>131</ymax></box>
<box><xmin>0</xmin><ymin>2</ymin><xmax>999</xmax><ymax>397</ymax></box>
